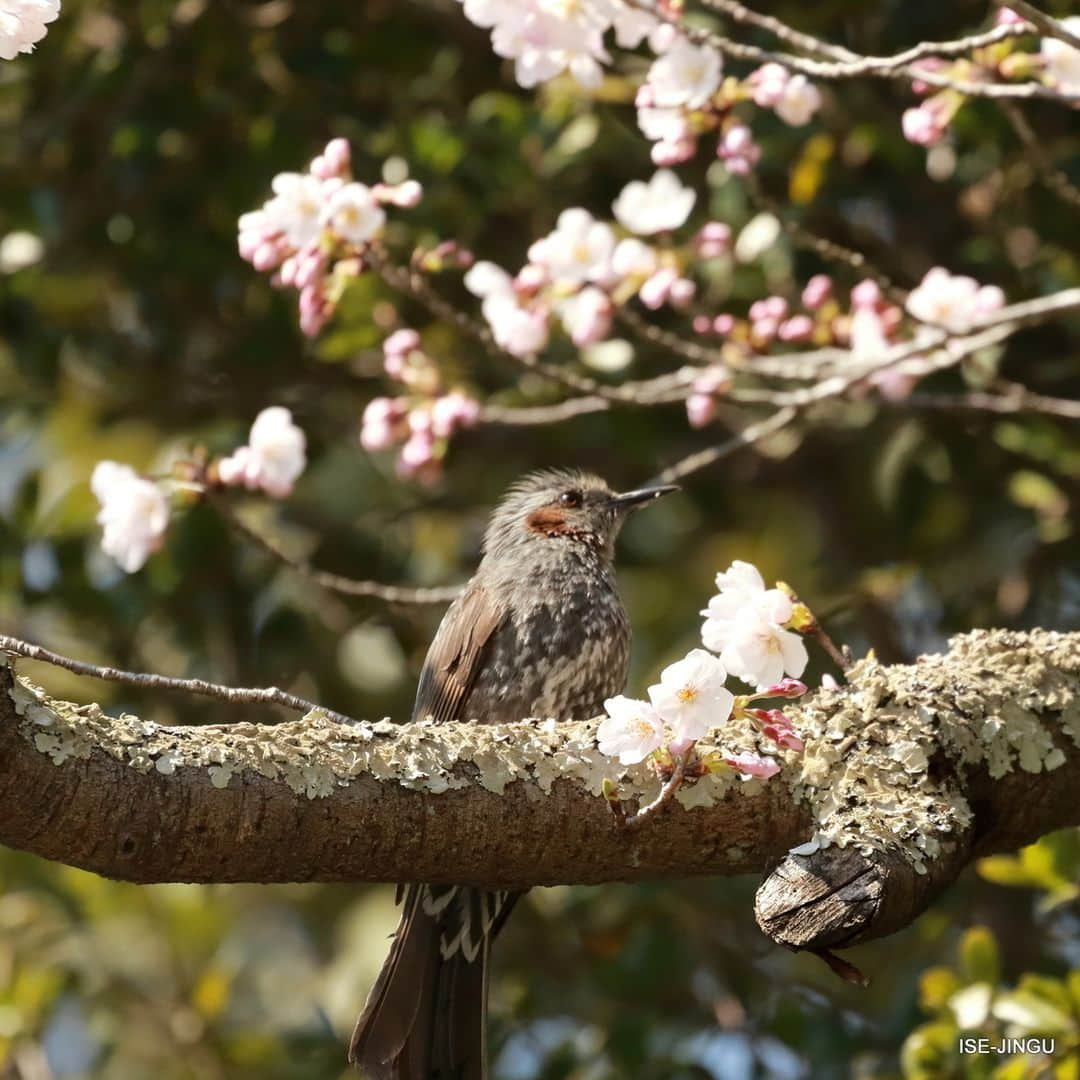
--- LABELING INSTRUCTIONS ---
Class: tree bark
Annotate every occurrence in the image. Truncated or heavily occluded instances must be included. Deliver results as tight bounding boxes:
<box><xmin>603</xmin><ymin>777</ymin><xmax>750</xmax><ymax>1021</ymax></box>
<box><xmin>1</xmin><ymin>628</ymin><xmax>1077</xmax><ymax>955</ymax></box>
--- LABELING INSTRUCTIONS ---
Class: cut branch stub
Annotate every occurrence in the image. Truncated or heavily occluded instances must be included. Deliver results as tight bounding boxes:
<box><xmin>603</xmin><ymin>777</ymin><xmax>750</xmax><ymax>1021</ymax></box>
<box><xmin>754</xmin><ymin>628</ymin><xmax>1080</xmax><ymax>953</ymax></box>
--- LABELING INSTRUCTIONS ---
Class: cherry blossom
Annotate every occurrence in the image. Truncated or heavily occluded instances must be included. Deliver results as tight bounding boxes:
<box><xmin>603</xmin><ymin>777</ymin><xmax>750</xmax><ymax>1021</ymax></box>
<box><xmin>645</xmin><ymin>39</ymin><xmax>721</xmax><ymax>109</ymax></box>
<box><xmin>701</xmin><ymin>561</ymin><xmax>808</xmax><ymax>689</ymax></box>
<box><xmin>320</xmin><ymin>182</ymin><xmax>386</xmax><ymax>246</ymax></box>
<box><xmin>905</xmin><ymin>267</ymin><xmax>1005</xmax><ymax>334</ymax></box>
<box><xmin>239</xmin><ymin>139</ymin><xmax>418</xmax><ymax>337</ymax></box>
<box><xmin>217</xmin><ymin>407</ymin><xmax>307</xmax><ymax>499</ymax></box>
<box><xmin>0</xmin><ymin>0</ymin><xmax>60</xmax><ymax>61</ymax></box>
<box><xmin>1041</xmin><ymin>18</ymin><xmax>1080</xmax><ymax>93</ymax></box>
<box><xmin>612</xmin><ymin>170</ymin><xmax>696</xmax><ymax>236</ymax></box>
<box><xmin>597</xmin><ymin>695</ymin><xmax>666</xmax><ymax>764</ymax></box>
<box><xmin>774</xmin><ymin>75</ymin><xmax>823</xmax><ymax>127</ymax></box>
<box><xmin>647</xmin><ymin>649</ymin><xmax>734</xmax><ymax>744</ymax></box>
<box><xmin>360</xmin><ymin>397</ymin><xmax>410</xmax><ymax>452</ymax></box>
<box><xmin>528</xmin><ymin>208</ymin><xmax>615</xmax><ymax>287</ymax></box>
<box><xmin>90</xmin><ymin>462</ymin><xmax>170</xmax><ymax>574</ymax></box>
<box><xmin>558</xmin><ymin>286</ymin><xmax>613</xmax><ymax>346</ymax></box>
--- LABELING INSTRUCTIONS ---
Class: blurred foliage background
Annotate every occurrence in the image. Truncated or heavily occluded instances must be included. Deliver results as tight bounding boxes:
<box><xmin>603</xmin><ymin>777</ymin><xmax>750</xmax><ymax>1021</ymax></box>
<box><xmin>1</xmin><ymin>0</ymin><xmax>1078</xmax><ymax>1076</ymax></box>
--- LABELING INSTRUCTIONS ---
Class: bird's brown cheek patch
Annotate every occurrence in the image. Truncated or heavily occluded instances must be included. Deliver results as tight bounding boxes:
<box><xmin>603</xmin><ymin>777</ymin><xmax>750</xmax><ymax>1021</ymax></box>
<box><xmin>526</xmin><ymin>507</ymin><xmax>572</xmax><ymax>537</ymax></box>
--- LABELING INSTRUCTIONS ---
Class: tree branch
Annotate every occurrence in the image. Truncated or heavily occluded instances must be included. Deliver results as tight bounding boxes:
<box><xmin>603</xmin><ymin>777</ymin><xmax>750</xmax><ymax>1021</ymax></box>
<box><xmin>2</xmin><ymin>629</ymin><xmax>1077</xmax><ymax>956</ymax></box>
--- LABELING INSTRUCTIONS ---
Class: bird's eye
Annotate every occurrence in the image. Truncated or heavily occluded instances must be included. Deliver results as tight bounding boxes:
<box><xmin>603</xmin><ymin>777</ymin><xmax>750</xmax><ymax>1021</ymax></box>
<box><xmin>558</xmin><ymin>490</ymin><xmax>583</xmax><ymax>508</ymax></box>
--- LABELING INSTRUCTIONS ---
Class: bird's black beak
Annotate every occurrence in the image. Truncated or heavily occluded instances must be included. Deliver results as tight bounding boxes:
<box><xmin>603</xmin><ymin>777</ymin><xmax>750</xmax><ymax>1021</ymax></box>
<box><xmin>609</xmin><ymin>484</ymin><xmax>679</xmax><ymax>512</ymax></box>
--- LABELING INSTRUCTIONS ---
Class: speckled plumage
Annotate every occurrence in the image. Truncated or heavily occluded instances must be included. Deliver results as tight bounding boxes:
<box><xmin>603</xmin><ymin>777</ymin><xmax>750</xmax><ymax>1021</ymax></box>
<box><xmin>350</xmin><ymin>469</ymin><xmax>675</xmax><ymax>1080</ymax></box>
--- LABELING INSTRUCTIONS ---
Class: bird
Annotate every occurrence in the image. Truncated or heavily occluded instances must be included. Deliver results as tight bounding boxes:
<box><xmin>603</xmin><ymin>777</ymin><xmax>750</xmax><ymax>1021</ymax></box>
<box><xmin>348</xmin><ymin>468</ymin><xmax>677</xmax><ymax>1079</ymax></box>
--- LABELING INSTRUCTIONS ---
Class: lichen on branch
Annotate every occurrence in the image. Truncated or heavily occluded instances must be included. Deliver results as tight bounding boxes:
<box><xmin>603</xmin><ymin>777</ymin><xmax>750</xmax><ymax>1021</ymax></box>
<box><xmin>1</xmin><ymin>629</ymin><xmax>1078</xmax><ymax>955</ymax></box>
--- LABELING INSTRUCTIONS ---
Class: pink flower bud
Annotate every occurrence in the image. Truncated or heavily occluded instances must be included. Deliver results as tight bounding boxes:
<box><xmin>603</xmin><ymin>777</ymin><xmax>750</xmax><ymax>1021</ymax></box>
<box><xmin>750</xmin><ymin>296</ymin><xmax>789</xmax><ymax>321</ymax></box>
<box><xmin>380</xmin><ymin>180</ymin><xmax>422</xmax><ymax>208</ymax></box>
<box><xmin>778</xmin><ymin>314</ymin><xmax>814</xmax><ymax>342</ymax></box>
<box><xmin>430</xmin><ymin>392</ymin><xmax>480</xmax><ymax>438</ymax></box>
<box><xmin>692</xmin><ymin>314</ymin><xmax>712</xmax><ymax>334</ymax></box>
<box><xmin>751</xmin><ymin>316</ymin><xmax>779</xmax><ymax>341</ymax></box>
<box><xmin>902</xmin><ymin>104</ymin><xmax>947</xmax><ymax>146</ymax></box>
<box><xmin>850</xmin><ymin>279</ymin><xmax>882</xmax><ymax>310</ymax></box>
<box><xmin>692</xmin><ymin>364</ymin><xmax>731</xmax><ymax>396</ymax></box>
<box><xmin>725</xmin><ymin>752</ymin><xmax>781</xmax><ymax>779</ymax></box>
<box><xmin>384</xmin><ymin>328</ymin><xmax>421</xmax><ymax>358</ymax></box>
<box><xmin>651</xmin><ymin>137</ymin><xmax>696</xmax><ymax>166</ymax></box>
<box><xmin>713</xmin><ymin>314</ymin><xmax>735</xmax><ymax>335</ymax></box>
<box><xmin>995</xmin><ymin>5</ymin><xmax>1025</xmax><ymax>25</ymax></box>
<box><xmin>639</xmin><ymin>267</ymin><xmax>678</xmax><ymax>310</ymax></box>
<box><xmin>801</xmin><ymin>274</ymin><xmax>832</xmax><ymax>310</ymax></box>
<box><xmin>749</xmin><ymin>62</ymin><xmax>790</xmax><ymax>108</ymax></box>
<box><xmin>323</xmin><ymin>137</ymin><xmax>351</xmax><ymax>174</ymax></box>
<box><xmin>761</xmin><ymin>678</ymin><xmax>808</xmax><ymax>699</ymax></box>
<box><xmin>696</xmin><ymin>221</ymin><xmax>732</xmax><ymax>258</ymax></box>
<box><xmin>252</xmin><ymin>242</ymin><xmax>283</xmax><ymax>272</ymax></box>
<box><xmin>686</xmin><ymin>393</ymin><xmax>717</xmax><ymax>429</ymax></box>
<box><xmin>668</xmin><ymin>278</ymin><xmax>696</xmax><ymax>309</ymax></box>
<box><xmin>399</xmin><ymin>431</ymin><xmax>435</xmax><ymax>470</ymax></box>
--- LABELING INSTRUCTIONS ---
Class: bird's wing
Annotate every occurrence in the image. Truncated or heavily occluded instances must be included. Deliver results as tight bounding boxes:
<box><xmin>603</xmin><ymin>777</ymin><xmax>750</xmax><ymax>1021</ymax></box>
<box><xmin>412</xmin><ymin>583</ymin><xmax>506</xmax><ymax>724</ymax></box>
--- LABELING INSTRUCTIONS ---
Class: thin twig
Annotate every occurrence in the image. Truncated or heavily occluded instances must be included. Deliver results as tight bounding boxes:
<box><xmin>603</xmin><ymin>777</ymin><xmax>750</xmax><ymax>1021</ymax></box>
<box><xmin>905</xmin><ymin>386</ymin><xmax>1080</xmax><ymax>420</ymax></box>
<box><xmin>210</xmin><ymin>495</ymin><xmax>463</xmax><ymax>605</ymax></box>
<box><xmin>997</xmin><ymin>0</ymin><xmax>1080</xmax><ymax>52</ymax></box>
<box><xmin>627</xmin><ymin>1</ymin><xmax>1075</xmax><ymax>103</ymax></box>
<box><xmin>619</xmin><ymin>754</ymin><xmax>689</xmax><ymax>831</ymax></box>
<box><xmin>744</xmin><ymin>174</ymin><xmax>907</xmax><ymax>302</ymax></box>
<box><xmin>0</xmin><ymin>635</ymin><xmax>358</xmax><ymax>726</ymax></box>
<box><xmin>1000</xmin><ymin>101</ymin><xmax>1080</xmax><ymax>210</ymax></box>
<box><xmin>652</xmin><ymin>406</ymin><xmax>799</xmax><ymax>485</ymax></box>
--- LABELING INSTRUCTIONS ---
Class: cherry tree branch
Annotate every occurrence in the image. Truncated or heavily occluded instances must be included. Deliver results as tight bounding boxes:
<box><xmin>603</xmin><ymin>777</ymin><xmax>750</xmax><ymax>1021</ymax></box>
<box><xmin>0</xmin><ymin>635</ymin><xmax>358</xmax><ymax>726</ymax></box>
<box><xmin>628</xmin><ymin>1</ymin><xmax>1079</xmax><ymax>102</ymax></box>
<box><xmin>2</xmin><ymin>629</ymin><xmax>1077</xmax><ymax>959</ymax></box>
<box><xmin>209</xmin><ymin>495</ymin><xmax>463</xmax><ymax>605</ymax></box>
<box><xmin>997</xmin><ymin>0</ymin><xmax>1080</xmax><ymax>52</ymax></box>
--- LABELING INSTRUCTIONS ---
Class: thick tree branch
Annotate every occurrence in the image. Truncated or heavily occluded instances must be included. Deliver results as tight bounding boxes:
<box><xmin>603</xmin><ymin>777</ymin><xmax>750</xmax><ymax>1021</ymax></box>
<box><xmin>1</xmin><ymin>629</ymin><xmax>1078</xmax><ymax>956</ymax></box>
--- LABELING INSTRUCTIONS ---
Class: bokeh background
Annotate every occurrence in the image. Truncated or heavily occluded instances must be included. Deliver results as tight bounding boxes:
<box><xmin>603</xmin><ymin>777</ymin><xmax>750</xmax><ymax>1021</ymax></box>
<box><xmin>1</xmin><ymin>0</ymin><xmax>1079</xmax><ymax>1076</ymax></box>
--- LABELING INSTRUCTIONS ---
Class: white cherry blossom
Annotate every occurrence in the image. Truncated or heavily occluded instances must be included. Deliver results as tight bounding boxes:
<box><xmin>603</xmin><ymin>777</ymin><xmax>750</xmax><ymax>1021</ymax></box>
<box><xmin>91</xmin><ymin>463</ymin><xmax>170</xmax><ymax>574</ymax></box>
<box><xmin>0</xmin><ymin>0</ymin><xmax>60</xmax><ymax>61</ymax></box>
<box><xmin>528</xmin><ymin>208</ymin><xmax>615</xmax><ymax>287</ymax></box>
<box><xmin>645</xmin><ymin>39</ymin><xmax>721</xmax><ymax>109</ymax></box>
<box><xmin>612</xmin><ymin>169</ymin><xmax>696</xmax><ymax>235</ymax></box>
<box><xmin>774</xmin><ymin>75</ymin><xmax>823</xmax><ymax>126</ymax></box>
<box><xmin>320</xmin><ymin>182</ymin><xmax>386</xmax><ymax>246</ymax></box>
<box><xmin>218</xmin><ymin>406</ymin><xmax>307</xmax><ymax>498</ymax></box>
<box><xmin>647</xmin><ymin>649</ymin><xmax>734</xmax><ymax>743</ymax></box>
<box><xmin>905</xmin><ymin>267</ymin><xmax>1005</xmax><ymax>334</ymax></box>
<box><xmin>1042</xmin><ymin>17</ymin><xmax>1080</xmax><ymax>93</ymax></box>
<box><xmin>597</xmin><ymin>695</ymin><xmax>665</xmax><ymax>764</ymax></box>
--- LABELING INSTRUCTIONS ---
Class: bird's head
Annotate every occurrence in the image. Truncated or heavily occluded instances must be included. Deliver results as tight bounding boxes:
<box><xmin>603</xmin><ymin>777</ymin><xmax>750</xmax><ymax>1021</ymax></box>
<box><xmin>483</xmin><ymin>468</ymin><xmax>678</xmax><ymax>562</ymax></box>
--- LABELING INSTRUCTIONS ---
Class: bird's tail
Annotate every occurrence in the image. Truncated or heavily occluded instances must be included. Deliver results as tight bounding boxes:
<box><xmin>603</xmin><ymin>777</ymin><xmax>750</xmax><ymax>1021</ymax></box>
<box><xmin>349</xmin><ymin>884</ymin><xmax>518</xmax><ymax>1080</ymax></box>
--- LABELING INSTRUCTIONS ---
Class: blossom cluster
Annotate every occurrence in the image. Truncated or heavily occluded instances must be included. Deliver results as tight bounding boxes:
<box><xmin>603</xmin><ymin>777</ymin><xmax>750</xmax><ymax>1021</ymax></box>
<box><xmin>238</xmin><ymin>138</ymin><xmax>421</xmax><ymax>336</ymax></box>
<box><xmin>0</xmin><ymin>0</ymin><xmax>60</xmax><ymax>61</ymax></box>
<box><xmin>684</xmin><ymin>266</ymin><xmax>1006</xmax><ymax>424</ymax></box>
<box><xmin>91</xmin><ymin>408</ymin><xmax>307</xmax><ymax>573</ymax></box>
<box><xmin>639</xmin><ymin>45</ymin><xmax>822</xmax><ymax>169</ymax></box>
<box><xmin>597</xmin><ymin>560</ymin><xmax>811</xmax><ymax>780</ymax></box>
<box><xmin>451</xmin><ymin>0</ymin><xmax>666</xmax><ymax>90</ymax></box>
<box><xmin>902</xmin><ymin>13</ymin><xmax>1080</xmax><ymax>149</ymax></box>
<box><xmin>466</xmin><ymin>169</ymin><xmax>722</xmax><ymax>357</ymax></box>
<box><xmin>451</xmin><ymin>2</ymin><xmax>822</xmax><ymax>175</ymax></box>
<box><xmin>360</xmin><ymin>330</ymin><xmax>480</xmax><ymax>482</ymax></box>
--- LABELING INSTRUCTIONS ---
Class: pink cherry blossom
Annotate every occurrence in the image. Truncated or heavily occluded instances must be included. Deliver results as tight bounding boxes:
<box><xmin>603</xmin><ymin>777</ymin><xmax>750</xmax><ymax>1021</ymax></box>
<box><xmin>725</xmin><ymin>751</ymin><xmax>781</xmax><ymax>779</ymax></box>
